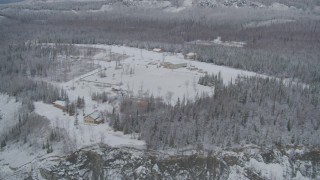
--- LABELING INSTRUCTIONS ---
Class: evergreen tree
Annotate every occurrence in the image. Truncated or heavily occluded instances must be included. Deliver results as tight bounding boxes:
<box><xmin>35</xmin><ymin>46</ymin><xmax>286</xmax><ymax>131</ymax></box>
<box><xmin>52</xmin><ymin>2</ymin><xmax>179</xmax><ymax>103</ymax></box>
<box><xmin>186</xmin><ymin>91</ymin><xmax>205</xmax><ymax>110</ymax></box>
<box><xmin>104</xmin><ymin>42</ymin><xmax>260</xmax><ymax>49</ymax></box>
<box><xmin>1</xmin><ymin>140</ymin><xmax>6</xmax><ymax>149</ymax></box>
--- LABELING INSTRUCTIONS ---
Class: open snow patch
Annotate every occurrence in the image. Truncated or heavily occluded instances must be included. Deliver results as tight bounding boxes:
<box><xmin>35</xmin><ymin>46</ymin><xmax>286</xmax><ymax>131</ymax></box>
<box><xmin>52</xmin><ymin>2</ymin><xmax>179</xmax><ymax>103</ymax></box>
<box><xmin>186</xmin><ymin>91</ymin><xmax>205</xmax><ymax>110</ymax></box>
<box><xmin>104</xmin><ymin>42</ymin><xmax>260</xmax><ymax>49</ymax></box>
<box><xmin>270</xmin><ymin>3</ymin><xmax>289</xmax><ymax>11</ymax></box>
<box><xmin>183</xmin><ymin>0</ymin><xmax>193</xmax><ymax>7</ymax></box>
<box><xmin>34</xmin><ymin>102</ymin><xmax>145</xmax><ymax>149</ymax></box>
<box><xmin>213</xmin><ymin>36</ymin><xmax>246</xmax><ymax>47</ymax></box>
<box><xmin>164</xmin><ymin>0</ymin><xmax>192</xmax><ymax>12</ymax></box>
<box><xmin>187</xmin><ymin>37</ymin><xmax>246</xmax><ymax>48</ymax></box>
<box><xmin>247</xmin><ymin>158</ymin><xmax>288</xmax><ymax>179</ymax></box>
<box><xmin>164</xmin><ymin>6</ymin><xmax>186</xmax><ymax>12</ymax></box>
<box><xmin>89</xmin><ymin>4</ymin><xmax>113</xmax><ymax>12</ymax></box>
<box><xmin>245</xmin><ymin>19</ymin><xmax>295</xmax><ymax>28</ymax></box>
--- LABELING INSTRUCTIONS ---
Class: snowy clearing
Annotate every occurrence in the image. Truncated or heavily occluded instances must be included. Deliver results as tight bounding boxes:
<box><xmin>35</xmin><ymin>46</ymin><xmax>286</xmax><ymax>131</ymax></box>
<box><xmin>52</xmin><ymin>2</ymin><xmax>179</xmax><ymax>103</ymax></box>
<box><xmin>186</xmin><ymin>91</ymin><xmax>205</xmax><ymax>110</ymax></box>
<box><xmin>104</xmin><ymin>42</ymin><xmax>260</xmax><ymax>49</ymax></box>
<box><xmin>40</xmin><ymin>43</ymin><xmax>261</xmax><ymax>106</ymax></box>
<box><xmin>244</xmin><ymin>19</ymin><xmax>295</xmax><ymax>28</ymax></box>
<box><xmin>187</xmin><ymin>37</ymin><xmax>246</xmax><ymax>48</ymax></box>
<box><xmin>164</xmin><ymin>6</ymin><xmax>186</xmax><ymax>13</ymax></box>
<box><xmin>34</xmin><ymin>101</ymin><xmax>145</xmax><ymax>149</ymax></box>
<box><xmin>89</xmin><ymin>4</ymin><xmax>113</xmax><ymax>12</ymax></box>
<box><xmin>212</xmin><ymin>36</ymin><xmax>246</xmax><ymax>47</ymax></box>
<box><xmin>70</xmin><ymin>43</ymin><xmax>257</xmax><ymax>102</ymax></box>
<box><xmin>270</xmin><ymin>2</ymin><xmax>290</xmax><ymax>11</ymax></box>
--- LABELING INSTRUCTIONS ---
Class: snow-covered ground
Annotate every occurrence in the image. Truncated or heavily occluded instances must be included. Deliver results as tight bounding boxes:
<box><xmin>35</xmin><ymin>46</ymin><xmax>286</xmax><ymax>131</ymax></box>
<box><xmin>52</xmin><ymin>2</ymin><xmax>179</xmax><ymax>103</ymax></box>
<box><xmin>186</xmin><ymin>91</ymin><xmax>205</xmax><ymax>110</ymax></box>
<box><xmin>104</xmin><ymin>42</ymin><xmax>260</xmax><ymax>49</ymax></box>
<box><xmin>32</xmin><ymin>43</ymin><xmax>266</xmax><ymax>150</ymax></box>
<box><xmin>0</xmin><ymin>94</ymin><xmax>40</xmax><ymax>179</ymax></box>
<box><xmin>73</xmin><ymin>43</ymin><xmax>257</xmax><ymax>102</ymax></box>
<box><xmin>227</xmin><ymin>158</ymin><xmax>310</xmax><ymax>180</ymax></box>
<box><xmin>164</xmin><ymin>0</ymin><xmax>192</xmax><ymax>12</ymax></box>
<box><xmin>212</xmin><ymin>36</ymin><xmax>246</xmax><ymax>47</ymax></box>
<box><xmin>187</xmin><ymin>37</ymin><xmax>246</xmax><ymax>48</ymax></box>
<box><xmin>0</xmin><ymin>94</ymin><xmax>21</xmax><ymax>137</ymax></box>
<box><xmin>89</xmin><ymin>4</ymin><xmax>112</xmax><ymax>12</ymax></box>
<box><xmin>34</xmin><ymin>102</ymin><xmax>145</xmax><ymax>149</ymax></box>
<box><xmin>0</xmin><ymin>43</ymin><xmax>316</xmax><ymax>179</ymax></box>
<box><xmin>40</xmin><ymin>43</ymin><xmax>261</xmax><ymax>106</ymax></box>
<box><xmin>244</xmin><ymin>18</ymin><xmax>295</xmax><ymax>28</ymax></box>
<box><xmin>29</xmin><ymin>43</ymin><xmax>264</xmax><ymax>153</ymax></box>
<box><xmin>270</xmin><ymin>2</ymin><xmax>290</xmax><ymax>11</ymax></box>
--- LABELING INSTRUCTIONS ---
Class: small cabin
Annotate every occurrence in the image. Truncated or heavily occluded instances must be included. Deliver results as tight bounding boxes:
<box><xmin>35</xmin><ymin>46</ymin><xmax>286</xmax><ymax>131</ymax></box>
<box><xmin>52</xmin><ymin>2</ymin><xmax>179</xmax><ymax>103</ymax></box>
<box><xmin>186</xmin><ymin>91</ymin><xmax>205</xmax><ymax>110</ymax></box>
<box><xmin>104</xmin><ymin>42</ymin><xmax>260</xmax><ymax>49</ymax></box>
<box><xmin>84</xmin><ymin>111</ymin><xmax>103</xmax><ymax>124</ymax></box>
<box><xmin>53</xmin><ymin>100</ymin><xmax>66</xmax><ymax>110</ymax></box>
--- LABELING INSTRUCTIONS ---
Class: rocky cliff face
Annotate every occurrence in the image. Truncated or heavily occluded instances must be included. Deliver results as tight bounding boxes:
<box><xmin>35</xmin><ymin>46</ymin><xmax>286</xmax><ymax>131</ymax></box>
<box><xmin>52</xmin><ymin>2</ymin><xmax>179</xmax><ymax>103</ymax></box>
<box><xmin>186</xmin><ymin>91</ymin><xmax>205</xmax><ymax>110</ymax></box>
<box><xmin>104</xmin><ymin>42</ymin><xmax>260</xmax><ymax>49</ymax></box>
<box><xmin>38</xmin><ymin>145</ymin><xmax>320</xmax><ymax>180</ymax></box>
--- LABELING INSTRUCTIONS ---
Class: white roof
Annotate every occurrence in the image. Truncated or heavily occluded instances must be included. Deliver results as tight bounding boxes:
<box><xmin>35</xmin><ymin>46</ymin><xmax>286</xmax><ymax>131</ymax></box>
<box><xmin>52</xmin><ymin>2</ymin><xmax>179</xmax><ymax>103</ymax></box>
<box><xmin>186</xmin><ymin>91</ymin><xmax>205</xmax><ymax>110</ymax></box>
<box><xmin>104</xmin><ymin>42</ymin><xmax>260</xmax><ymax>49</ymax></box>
<box><xmin>87</xmin><ymin>111</ymin><xmax>102</xmax><ymax>120</ymax></box>
<box><xmin>186</xmin><ymin>52</ymin><xmax>196</xmax><ymax>56</ymax></box>
<box><xmin>153</xmin><ymin>48</ymin><xmax>162</xmax><ymax>52</ymax></box>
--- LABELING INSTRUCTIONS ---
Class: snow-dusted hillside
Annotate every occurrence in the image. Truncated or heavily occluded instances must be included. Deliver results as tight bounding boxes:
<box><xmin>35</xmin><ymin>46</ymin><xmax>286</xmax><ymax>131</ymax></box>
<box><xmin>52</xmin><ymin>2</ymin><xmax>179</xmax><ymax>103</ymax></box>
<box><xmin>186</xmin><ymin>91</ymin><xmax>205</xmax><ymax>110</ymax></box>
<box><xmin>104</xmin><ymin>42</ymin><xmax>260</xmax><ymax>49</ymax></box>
<box><xmin>1</xmin><ymin>40</ymin><xmax>318</xmax><ymax>179</ymax></box>
<box><xmin>0</xmin><ymin>94</ymin><xmax>21</xmax><ymax>138</ymax></box>
<box><xmin>11</xmin><ymin>0</ymin><xmax>316</xmax><ymax>11</ymax></box>
<box><xmin>0</xmin><ymin>0</ymin><xmax>319</xmax><ymax>177</ymax></box>
<box><xmin>33</xmin><ymin>145</ymin><xmax>320</xmax><ymax>179</ymax></box>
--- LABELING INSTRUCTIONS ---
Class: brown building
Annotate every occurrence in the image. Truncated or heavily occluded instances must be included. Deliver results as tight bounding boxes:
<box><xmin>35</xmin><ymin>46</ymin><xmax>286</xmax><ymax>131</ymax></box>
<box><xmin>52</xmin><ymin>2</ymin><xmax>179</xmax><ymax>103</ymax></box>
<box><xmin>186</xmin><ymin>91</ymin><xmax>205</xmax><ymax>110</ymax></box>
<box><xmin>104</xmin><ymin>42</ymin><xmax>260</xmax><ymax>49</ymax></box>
<box><xmin>84</xmin><ymin>111</ymin><xmax>103</xmax><ymax>124</ymax></box>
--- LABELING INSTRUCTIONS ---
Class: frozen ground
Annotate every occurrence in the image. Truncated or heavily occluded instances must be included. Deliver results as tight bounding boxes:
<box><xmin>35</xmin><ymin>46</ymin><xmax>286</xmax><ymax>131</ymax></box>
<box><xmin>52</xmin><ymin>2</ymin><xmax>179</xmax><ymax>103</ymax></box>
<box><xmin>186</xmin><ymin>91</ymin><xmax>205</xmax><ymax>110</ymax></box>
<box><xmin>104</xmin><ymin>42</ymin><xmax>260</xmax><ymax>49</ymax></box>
<box><xmin>34</xmin><ymin>102</ymin><xmax>145</xmax><ymax>149</ymax></box>
<box><xmin>71</xmin><ymin>43</ymin><xmax>258</xmax><ymax>103</ymax></box>
<box><xmin>212</xmin><ymin>36</ymin><xmax>246</xmax><ymax>47</ymax></box>
<box><xmin>164</xmin><ymin>0</ymin><xmax>192</xmax><ymax>12</ymax></box>
<box><xmin>0</xmin><ymin>94</ymin><xmax>41</xmax><ymax>179</ymax></box>
<box><xmin>244</xmin><ymin>18</ymin><xmax>295</xmax><ymax>28</ymax></box>
<box><xmin>0</xmin><ymin>94</ymin><xmax>21</xmax><ymax>138</ymax></box>
<box><xmin>187</xmin><ymin>37</ymin><xmax>246</xmax><ymax>48</ymax></box>
<box><xmin>228</xmin><ymin>157</ymin><xmax>310</xmax><ymax>180</ymax></box>
<box><xmin>89</xmin><ymin>4</ymin><xmax>113</xmax><ymax>12</ymax></box>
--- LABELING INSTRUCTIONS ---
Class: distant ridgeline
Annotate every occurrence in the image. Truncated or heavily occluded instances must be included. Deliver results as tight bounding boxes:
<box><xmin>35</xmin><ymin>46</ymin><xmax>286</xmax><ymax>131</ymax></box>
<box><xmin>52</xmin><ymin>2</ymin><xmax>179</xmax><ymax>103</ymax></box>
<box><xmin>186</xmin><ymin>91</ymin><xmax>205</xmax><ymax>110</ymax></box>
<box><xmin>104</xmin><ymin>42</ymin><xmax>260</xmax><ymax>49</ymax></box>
<box><xmin>0</xmin><ymin>0</ymin><xmax>23</xmax><ymax>4</ymax></box>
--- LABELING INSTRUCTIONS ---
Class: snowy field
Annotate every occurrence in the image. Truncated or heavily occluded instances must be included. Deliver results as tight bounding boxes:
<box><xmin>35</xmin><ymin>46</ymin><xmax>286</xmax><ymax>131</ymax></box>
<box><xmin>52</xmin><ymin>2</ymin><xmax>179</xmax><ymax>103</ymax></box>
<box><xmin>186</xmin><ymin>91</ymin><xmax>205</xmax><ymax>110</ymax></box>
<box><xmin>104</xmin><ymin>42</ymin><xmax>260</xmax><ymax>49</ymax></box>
<box><xmin>41</xmin><ymin>43</ymin><xmax>262</xmax><ymax>106</ymax></box>
<box><xmin>34</xmin><ymin>102</ymin><xmax>145</xmax><ymax>149</ymax></box>
<box><xmin>70</xmin><ymin>44</ymin><xmax>258</xmax><ymax>102</ymax></box>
